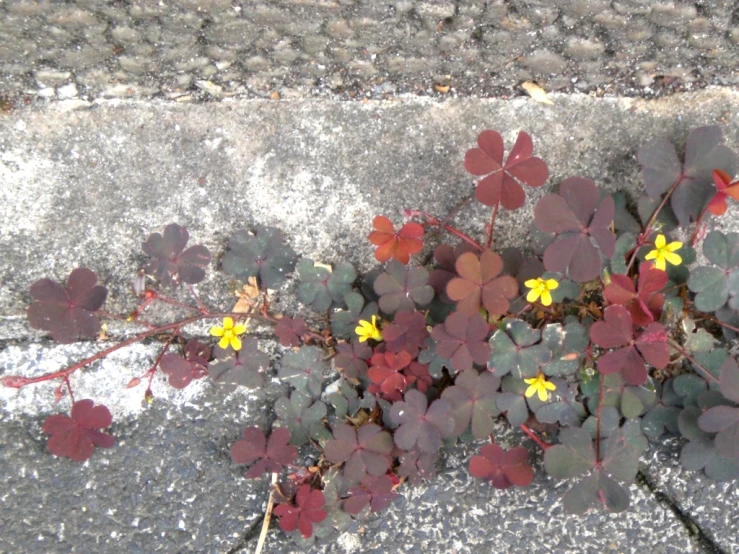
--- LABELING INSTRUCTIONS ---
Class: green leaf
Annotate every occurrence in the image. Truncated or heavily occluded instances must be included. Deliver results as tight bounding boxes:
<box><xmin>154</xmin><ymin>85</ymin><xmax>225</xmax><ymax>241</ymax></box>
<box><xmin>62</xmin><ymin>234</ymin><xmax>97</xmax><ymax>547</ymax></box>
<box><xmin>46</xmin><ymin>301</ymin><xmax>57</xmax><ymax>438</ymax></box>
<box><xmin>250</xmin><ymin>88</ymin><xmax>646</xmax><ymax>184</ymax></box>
<box><xmin>488</xmin><ymin>319</ymin><xmax>550</xmax><ymax>379</ymax></box>
<box><xmin>693</xmin><ymin>348</ymin><xmax>728</xmax><ymax>390</ymax></box>
<box><xmin>274</xmin><ymin>391</ymin><xmax>329</xmax><ymax>445</ymax></box>
<box><xmin>611</xmin><ymin>232</ymin><xmax>636</xmax><ymax>275</ymax></box>
<box><xmin>682</xmin><ymin>319</ymin><xmax>716</xmax><ymax>353</ymax></box>
<box><xmin>417</xmin><ymin>337</ymin><xmax>451</xmax><ymax>379</ymax></box>
<box><xmin>602</xmin><ymin>429</ymin><xmax>639</xmax><ymax>482</ymax></box>
<box><xmin>673</xmin><ymin>374</ymin><xmax>708</xmax><ymax>407</ymax></box>
<box><xmin>688</xmin><ymin>266</ymin><xmax>729</xmax><ymax>312</ymax></box>
<box><xmin>297</xmin><ymin>260</ymin><xmax>357</xmax><ymax>312</ymax></box>
<box><xmin>681</xmin><ymin>435</ymin><xmax>739</xmax><ymax>481</ymax></box>
<box><xmin>702</xmin><ymin>231</ymin><xmax>739</xmax><ymax>269</ymax></box>
<box><xmin>542</xmin><ymin>321</ymin><xmax>588</xmax><ymax>377</ymax></box>
<box><xmin>641</xmin><ymin>380</ymin><xmax>681</xmax><ymax>440</ymax></box>
<box><xmin>221</xmin><ymin>226</ymin><xmax>297</xmax><ymax>288</ymax></box>
<box><xmin>278</xmin><ymin>345</ymin><xmax>328</xmax><ymax>397</ymax></box>
<box><xmin>544</xmin><ymin>427</ymin><xmax>595</xmax><ymax>479</ymax></box>
<box><xmin>330</xmin><ymin>291</ymin><xmax>378</xmax><ymax>339</ymax></box>
<box><xmin>583</xmin><ymin>406</ymin><xmax>620</xmax><ymax>439</ymax></box>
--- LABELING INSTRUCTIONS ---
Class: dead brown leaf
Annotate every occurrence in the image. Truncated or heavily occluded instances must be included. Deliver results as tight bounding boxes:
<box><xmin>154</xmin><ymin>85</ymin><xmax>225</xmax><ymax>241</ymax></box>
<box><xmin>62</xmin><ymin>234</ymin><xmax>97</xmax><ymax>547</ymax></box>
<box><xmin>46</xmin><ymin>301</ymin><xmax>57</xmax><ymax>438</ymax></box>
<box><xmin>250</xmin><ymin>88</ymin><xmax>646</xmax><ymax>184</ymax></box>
<box><xmin>521</xmin><ymin>81</ymin><xmax>554</xmax><ymax>105</ymax></box>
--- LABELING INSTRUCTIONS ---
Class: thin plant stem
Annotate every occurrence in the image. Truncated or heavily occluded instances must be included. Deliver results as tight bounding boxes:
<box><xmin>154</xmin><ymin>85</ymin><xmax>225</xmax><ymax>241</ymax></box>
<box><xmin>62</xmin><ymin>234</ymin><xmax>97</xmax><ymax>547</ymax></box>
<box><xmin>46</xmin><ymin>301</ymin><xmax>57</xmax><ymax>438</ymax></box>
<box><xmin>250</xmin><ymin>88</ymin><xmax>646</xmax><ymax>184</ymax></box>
<box><xmin>669</xmin><ymin>339</ymin><xmax>720</xmax><ymax>384</ymax></box>
<box><xmin>64</xmin><ymin>377</ymin><xmax>75</xmax><ymax>404</ymax></box>
<box><xmin>687</xmin><ymin>309</ymin><xmax>739</xmax><ymax>334</ymax></box>
<box><xmin>689</xmin><ymin>204</ymin><xmax>710</xmax><ymax>246</ymax></box>
<box><xmin>405</xmin><ymin>210</ymin><xmax>484</xmax><ymax>251</ymax></box>
<box><xmin>186</xmin><ymin>283</ymin><xmax>207</xmax><ymax>313</ymax></box>
<box><xmin>145</xmin><ymin>328</ymin><xmax>180</xmax><ymax>389</ymax></box>
<box><xmin>154</xmin><ymin>294</ymin><xmax>201</xmax><ymax>313</ymax></box>
<box><xmin>520</xmin><ymin>424</ymin><xmax>551</xmax><ymax>451</ymax></box>
<box><xmin>626</xmin><ymin>175</ymin><xmax>684</xmax><ymax>273</ymax></box>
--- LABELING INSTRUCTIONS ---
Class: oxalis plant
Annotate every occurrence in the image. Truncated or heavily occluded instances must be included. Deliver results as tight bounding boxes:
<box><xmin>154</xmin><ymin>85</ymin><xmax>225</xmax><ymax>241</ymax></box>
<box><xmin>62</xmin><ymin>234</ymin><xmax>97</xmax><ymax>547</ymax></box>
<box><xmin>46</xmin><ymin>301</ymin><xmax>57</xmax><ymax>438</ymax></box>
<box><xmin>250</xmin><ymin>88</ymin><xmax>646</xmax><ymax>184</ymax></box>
<box><xmin>4</xmin><ymin>125</ymin><xmax>739</xmax><ymax>549</ymax></box>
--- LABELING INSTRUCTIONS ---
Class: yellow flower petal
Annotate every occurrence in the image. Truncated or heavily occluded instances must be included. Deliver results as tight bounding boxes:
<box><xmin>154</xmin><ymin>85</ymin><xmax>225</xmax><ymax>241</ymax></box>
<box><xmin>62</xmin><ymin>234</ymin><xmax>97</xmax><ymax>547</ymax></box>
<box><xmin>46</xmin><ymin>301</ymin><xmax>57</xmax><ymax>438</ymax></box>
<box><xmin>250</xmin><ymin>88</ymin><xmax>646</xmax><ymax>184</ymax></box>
<box><xmin>663</xmin><ymin>252</ymin><xmax>682</xmax><ymax>266</ymax></box>
<box><xmin>654</xmin><ymin>234</ymin><xmax>666</xmax><ymax>249</ymax></box>
<box><xmin>218</xmin><ymin>336</ymin><xmax>230</xmax><ymax>349</ymax></box>
<box><xmin>540</xmin><ymin>290</ymin><xmax>553</xmax><ymax>306</ymax></box>
<box><xmin>537</xmin><ymin>387</ymin><xmax>549</xmax><ymax>402</ymax></box>
<box><xmin>210</xmin><ymin>326</ymin><xmax>225</xmax><ymax>337</ymax></box>
<box><xmin>233</xmin><ymin>324</ymin><xmax>247</xmax><ymax>335</ymax></box>
<box><xmin>231</xmin><ymin>336</ymin><xmax>242</xmax><ymax>351</ymax></box>
<box><xmin>524</xmin><ymin>279</ymin><xmax>540</xmax><ymax>289</ymax></box>
<box><xmin>524</xmin><ymin>377</ymin><xmax>537</xmax><ymax>385</ymax></box>
<box><xmin>543</xmin><ymin>380</ymin><xmax>557</xmax><ymax>391</ymax></box>
<box><xmin>223</xmin><ymin>317</ymin><xmax>234</xmax><ymax>330</ymax></box>
<box><xmin>545</xmin><ymin>279</ymin><xmax>559</xmax><ymax>290</ymax></box>
<box><xmin>666</xmin><ymin>241</ymin><xmax>683</xmax><ymax>252</ymax></box>
<box><xmin>524</xmin><ymin>384</ymin><xmax>537</xmax><ymax>398</ymax></box>
<box><xmin>526</xmin><ymin>289</ymin><xmax>540</xmax><ymax>303</ymax></box>
<box><xmin>654</xmin><ymin>256</ymin><xmax>666</xmax><ymax>271</ymax></box>
<box><xmin>644</xmin><ymin>250</ymin><xmax>658</xmax><ymax>261</ymax></box>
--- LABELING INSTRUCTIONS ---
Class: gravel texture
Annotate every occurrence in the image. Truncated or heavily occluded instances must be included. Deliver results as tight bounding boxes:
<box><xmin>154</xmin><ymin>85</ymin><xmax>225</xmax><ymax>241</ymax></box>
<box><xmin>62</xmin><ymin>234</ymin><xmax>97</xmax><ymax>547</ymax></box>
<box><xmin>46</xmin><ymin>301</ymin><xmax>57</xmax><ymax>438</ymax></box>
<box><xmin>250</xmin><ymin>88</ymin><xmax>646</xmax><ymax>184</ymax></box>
<box><xmin>0</xmin><ymin>0</ymin><xmax>737</xmax><ymax>102</ymax></box>
<box><xmin>2</xmin><ymin>91</ymin><xmax>739</xmax><ymax>552</ymax></box>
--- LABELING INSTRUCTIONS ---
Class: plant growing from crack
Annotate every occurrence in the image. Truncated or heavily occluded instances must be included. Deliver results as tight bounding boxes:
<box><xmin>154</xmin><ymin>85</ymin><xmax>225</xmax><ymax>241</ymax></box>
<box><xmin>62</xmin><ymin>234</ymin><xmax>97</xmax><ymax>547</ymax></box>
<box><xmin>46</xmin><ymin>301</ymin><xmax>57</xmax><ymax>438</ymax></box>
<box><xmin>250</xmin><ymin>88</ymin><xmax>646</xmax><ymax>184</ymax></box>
<box><xmin>4</xmin><ymin>126</ymin><xmax>739</xmax><ymax>548</ymax></box>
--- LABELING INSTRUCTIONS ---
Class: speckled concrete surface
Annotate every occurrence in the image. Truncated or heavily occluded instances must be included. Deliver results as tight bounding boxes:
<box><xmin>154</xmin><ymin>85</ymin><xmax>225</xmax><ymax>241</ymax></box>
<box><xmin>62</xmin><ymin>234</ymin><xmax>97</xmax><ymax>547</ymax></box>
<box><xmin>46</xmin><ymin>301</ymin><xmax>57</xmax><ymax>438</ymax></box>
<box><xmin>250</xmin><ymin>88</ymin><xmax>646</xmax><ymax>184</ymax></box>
<box><xmin>0</xmin><ymin>0</ymin><xmax>737</xmax><ymax>101</ymax></box>
<box><xmin>2</xmin><ymin>91</ymin><xmax>739</xmax><ymax>553</ymax></box>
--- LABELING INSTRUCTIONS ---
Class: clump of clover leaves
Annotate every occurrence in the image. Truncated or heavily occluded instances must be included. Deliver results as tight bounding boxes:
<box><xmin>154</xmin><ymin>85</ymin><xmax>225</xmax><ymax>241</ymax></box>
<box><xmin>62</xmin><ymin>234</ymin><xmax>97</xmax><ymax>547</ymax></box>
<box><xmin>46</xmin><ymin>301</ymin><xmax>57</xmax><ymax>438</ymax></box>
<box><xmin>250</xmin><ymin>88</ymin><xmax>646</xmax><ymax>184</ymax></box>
<box><xmin>7</xmin><ymin>126</ymin><xmax>739</xmax><ymax>549</ymax></box>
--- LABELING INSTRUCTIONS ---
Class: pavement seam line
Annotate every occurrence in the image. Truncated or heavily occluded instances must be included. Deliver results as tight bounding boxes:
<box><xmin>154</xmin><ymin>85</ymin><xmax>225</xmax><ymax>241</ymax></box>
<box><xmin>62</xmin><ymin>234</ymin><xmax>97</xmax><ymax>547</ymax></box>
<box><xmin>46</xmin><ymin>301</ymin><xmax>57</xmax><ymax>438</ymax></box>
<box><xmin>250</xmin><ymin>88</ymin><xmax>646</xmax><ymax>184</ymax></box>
<box><xmin>225</xmin><ymin>514</ymin><xmax>265</xmax><ymax>554</ymax></box>
<box><xmin>636</xmin><ymin>470</ymin><xmax>726</xmax><ymax>554</ymax></box>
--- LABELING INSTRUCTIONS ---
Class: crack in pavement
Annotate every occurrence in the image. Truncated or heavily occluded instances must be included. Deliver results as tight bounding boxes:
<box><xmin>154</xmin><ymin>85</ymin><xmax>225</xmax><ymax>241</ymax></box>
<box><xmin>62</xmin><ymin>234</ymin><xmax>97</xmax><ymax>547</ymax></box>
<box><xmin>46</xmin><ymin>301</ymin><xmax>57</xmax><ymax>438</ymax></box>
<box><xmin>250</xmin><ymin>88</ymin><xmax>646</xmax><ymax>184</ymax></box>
<box><xmin>637</xmin><ymin>471</ymin><xmax>726</xmax><ymax>554</ymax></box>
<box><xmin>225</xmin><ymin>515</ymin><xmax>265</xmax><ymax>554</ymax></box>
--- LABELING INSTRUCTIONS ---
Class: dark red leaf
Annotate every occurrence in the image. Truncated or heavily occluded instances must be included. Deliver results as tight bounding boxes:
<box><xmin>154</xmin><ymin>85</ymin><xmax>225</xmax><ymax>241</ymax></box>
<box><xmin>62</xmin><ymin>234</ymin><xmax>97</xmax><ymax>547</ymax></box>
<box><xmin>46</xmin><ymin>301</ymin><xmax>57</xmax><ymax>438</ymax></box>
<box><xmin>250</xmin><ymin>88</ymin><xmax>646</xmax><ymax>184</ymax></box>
<box><xmin>324</xmin><ymin>423</ymin><xmax>393</xmax><ymax>482</ymax></box>
<box><xmin>42</xmin><ymin>400</ymin><xmax>115</xmax><ymax>462</ymax></box>
<box><xmin>383</xmin><ymin>310</ymin><xmax>429</xmax><ymax>358</ymax></box>
<box><xmin>469</xmin><ymin>443</ymin><xmax>534</xmax><ymax>489</ymax></box>
<box><xmin>334</xmin><ymin>340</ymin><xmax>372</xmax><ymax>379</ymax></box>
<box><xmin>390</xmin><ymin>389</ymin><xmax>456</xmax><ymax>452</ymax></box>
<box><xmin>368</xmin><ymin>351</ymin><xmax>412</xmax><ymax>397</ymax></box>
<box><xmin>274</xmin><ymin>316</ymin><xmax>307</xmax><ymax>347</ymax></box>
<box><xmin>274</xmin><ymin>484</ymin><xmax>327</xmax><ymax>538</ymax></box>
<box><xmin>160</xmin><ymin>340</ymin><xmax>210</xmax><ymax>389</ymax></box>
<box><xmin>231</xmin><ymin>427</ymin><xmax>297</xmax><ymax>478</ymax></box>
<box><xmin>27</xmin><ymin>268</ymin><xmax>107</xmax><ymax>344</ymax></box>
<box><xmin>430</xmin><ymin>312</ymin><xmax>491</xmax><ymax>372</ymax></box>
<box><xmin>465</xmin><ymin>130</ymin><xmax>548</xmax><ymax>210</ymax></box>
<box><xmin>534</xmin><ymin>178</ymin><xmax>615</xmax><ymax>282</ymax></box>
<box><xmin>590</xmin><ymin>306</ymin><xmax>667</xmax><ymax>385</ymax></box>
<box><xmin>142</xmin><ymin>223</ymin><xmax>211</xmax><ymax>286</ymax></box>
<box><xmin>343</xmin><ymin>474</ymin><xmax>398</xmax><ymax>515</ymax></box>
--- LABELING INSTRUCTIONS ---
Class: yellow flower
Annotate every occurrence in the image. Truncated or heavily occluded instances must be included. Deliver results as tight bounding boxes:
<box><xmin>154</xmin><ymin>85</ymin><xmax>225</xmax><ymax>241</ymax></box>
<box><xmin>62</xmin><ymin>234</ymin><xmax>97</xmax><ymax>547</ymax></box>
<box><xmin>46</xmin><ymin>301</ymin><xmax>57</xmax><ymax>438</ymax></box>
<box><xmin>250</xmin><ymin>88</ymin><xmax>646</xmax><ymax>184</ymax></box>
<box><xmin>524</xmin><ymin>277</ymin><xmax>559</xmax><ymax>306</ymax></box>
<box><xmin>210</xmin><ymin>317</ymin><xmax>247</xmax><ymax>351</ymax></box>
<box><xmin>355</xmin><ymin>315</ymin><xmax>382</xmax><ymax>343</ymax></box>
<box><xmin>524</xmin><ymin>373</ymin><xmax>557</xmax><ymax>402</ymax></box>
<box><xmin>644</xmin><ymin>234</ymin><xmax>683</xmax><ymax>271</ymax></box>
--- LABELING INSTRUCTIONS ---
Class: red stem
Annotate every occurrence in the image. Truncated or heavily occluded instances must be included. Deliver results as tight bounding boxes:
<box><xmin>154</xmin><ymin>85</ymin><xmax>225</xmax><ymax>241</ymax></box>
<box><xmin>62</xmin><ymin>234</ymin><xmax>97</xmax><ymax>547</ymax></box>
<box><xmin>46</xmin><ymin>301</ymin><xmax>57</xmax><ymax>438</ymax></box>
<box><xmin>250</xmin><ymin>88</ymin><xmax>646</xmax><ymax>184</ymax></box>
<box><xmin>406</xmin><ymin>210</ymin><xmax>484</xmax><ymax>251</ymax></box>
<box><xmin>626</xmin><ymin>174</ymin><xmax>684</xmax><ymax>273</ymax></box>
<box><xmin>689</xmin><ymin>204</ymin><xmax>710</xmax><ymax>246</ymax></box>
<box><xmin>145</xmin><ymin>328</ymin><xmax>181</xmax><ymax>389</ymax></box>
<box><xmin>687</xmin><ymin>309</ymin><xmax>739</xmax><ymax>334</ymax></box>
<box><xmin>186</xmin><ymin>284</ymin><xmax>207</xmax><ymax>313</ymax></box>
<box><xmin>154</xmin><ymin>294</ymin><xmax>201</xmax><ymax>313</ymax></box>
<box><xmin>64</xmin><ymin>377</ymin><xmax>75</xmax><ymax>404</ymax></box>
<box><xmin>519</xmin><ymin>424</ymin><xmax>551</xmax><ymax>451</ymax></box>
<box><xmin>485</xmin><ymin>202</ymin><xmax>499</xmax><ymax>249</ymax></box>
<box><xmin>669</xmin><ymin>339</ymin><xmax>720</xmax><ymax>384</ymax></box>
